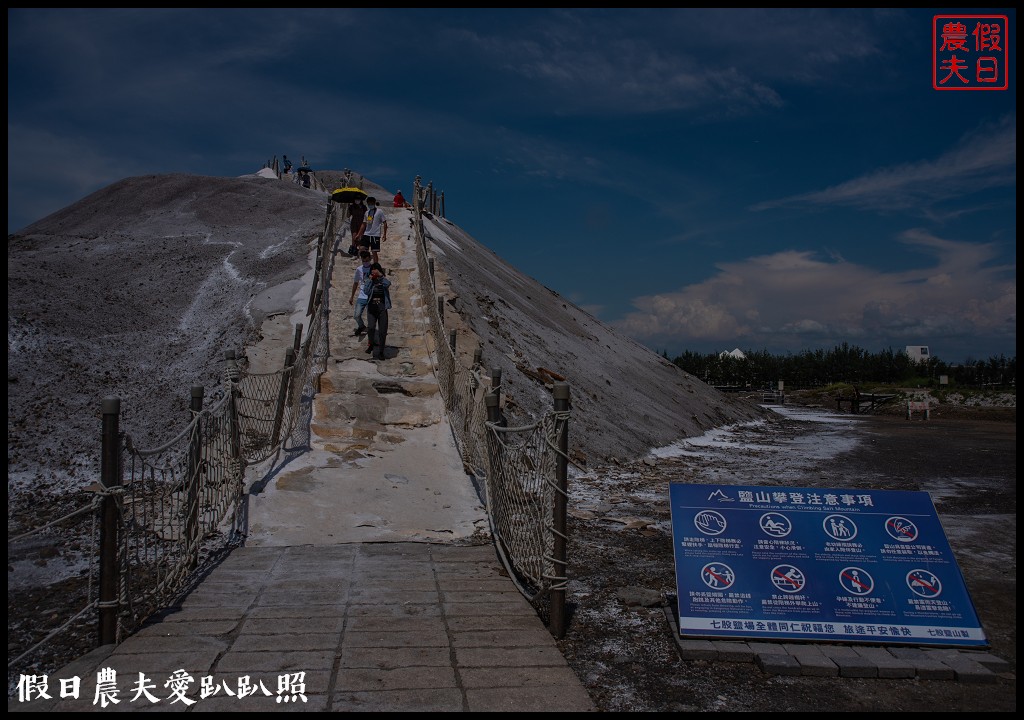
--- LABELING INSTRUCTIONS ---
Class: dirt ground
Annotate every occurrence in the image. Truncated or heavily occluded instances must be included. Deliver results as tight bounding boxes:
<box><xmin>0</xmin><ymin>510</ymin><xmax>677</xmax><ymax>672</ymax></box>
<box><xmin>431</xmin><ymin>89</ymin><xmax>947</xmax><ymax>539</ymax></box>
<box><xmin>557</xmin><ymin>397</ymin><xmax>1016</xmax><ymax>712</ymax></box>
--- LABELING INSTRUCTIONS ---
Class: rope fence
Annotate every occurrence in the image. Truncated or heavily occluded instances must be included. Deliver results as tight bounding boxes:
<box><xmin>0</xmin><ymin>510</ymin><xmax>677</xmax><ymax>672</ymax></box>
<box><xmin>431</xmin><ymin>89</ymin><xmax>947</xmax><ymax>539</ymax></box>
<box><xmin>7</xmin><ymin>198</ymin><xmax>340</xmax><ymax>681</ymax></box>
<box><xmin>410</xmin><ymin>176</ymin><xmax>571</xmax><ymax>636</ymax></box>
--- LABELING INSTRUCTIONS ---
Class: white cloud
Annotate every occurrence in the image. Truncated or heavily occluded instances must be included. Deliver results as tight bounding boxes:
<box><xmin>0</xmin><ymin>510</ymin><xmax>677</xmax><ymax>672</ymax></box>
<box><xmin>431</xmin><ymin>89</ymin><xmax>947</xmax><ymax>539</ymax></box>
<box><xmin>617</xmin><ymin>230</ymin><xmax>1016</xmax><ymax>356</ymax></box>
<box><xmin>447</xmin><ymin>9</ymin><xmax>894</xmax><ymax>117</ymax></box>
<box><xmin>752</xmin><ymin>115</ymin><xmax>1017</xmax><ymax>213</ymax></box>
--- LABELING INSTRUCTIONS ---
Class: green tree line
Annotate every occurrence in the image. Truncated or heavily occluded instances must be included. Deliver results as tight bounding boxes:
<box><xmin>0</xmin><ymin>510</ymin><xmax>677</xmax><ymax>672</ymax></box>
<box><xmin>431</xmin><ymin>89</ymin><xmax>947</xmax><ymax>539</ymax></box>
<box><xmin>667</xmin><ymin>343</ymin><xmax>1016</xmax><ymax>389</ymax></box>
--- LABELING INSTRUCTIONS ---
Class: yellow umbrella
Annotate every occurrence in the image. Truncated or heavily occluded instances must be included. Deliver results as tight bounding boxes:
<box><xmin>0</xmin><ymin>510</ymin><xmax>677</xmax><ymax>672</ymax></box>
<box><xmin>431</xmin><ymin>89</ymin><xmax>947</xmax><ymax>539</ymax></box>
<box><xmin>331</xmin><ymin>187</ymin><xmax>367</xmax><ymax>203</ymax></box>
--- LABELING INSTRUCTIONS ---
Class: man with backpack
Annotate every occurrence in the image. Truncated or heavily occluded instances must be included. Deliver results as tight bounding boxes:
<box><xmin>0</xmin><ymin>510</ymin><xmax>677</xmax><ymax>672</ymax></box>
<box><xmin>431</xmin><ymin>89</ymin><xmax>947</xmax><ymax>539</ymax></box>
<box><xmin>362</xmin><ymin>263</ymin><xmax>392</xmax><ymax>361</ymax></box>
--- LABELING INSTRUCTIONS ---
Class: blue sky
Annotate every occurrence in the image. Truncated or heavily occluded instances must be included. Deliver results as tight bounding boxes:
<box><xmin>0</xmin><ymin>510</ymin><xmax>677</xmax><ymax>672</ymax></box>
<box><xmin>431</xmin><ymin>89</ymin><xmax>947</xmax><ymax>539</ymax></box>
<box><xmin>8</xmin><ymin>9</ymin><xmax>1016</xmax><ymax>364</ymax></box>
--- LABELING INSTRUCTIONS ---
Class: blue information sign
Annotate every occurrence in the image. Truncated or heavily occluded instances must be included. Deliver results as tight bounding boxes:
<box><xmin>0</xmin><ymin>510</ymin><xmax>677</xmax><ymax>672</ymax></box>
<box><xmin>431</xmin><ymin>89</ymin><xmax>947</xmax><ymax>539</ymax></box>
<box><xmin>670</xmin><ymin>483</ymin><xmax>987</xmax><ymax>647</ymax></box>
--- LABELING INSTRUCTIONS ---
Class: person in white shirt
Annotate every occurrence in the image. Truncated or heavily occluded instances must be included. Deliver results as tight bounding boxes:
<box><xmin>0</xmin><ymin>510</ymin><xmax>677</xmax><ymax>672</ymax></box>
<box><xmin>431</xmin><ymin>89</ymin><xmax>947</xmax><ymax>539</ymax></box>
<box><xmin>358</xmin><ymin>197</ymin><xmax>388</xmax><ymax>264</ymax></box>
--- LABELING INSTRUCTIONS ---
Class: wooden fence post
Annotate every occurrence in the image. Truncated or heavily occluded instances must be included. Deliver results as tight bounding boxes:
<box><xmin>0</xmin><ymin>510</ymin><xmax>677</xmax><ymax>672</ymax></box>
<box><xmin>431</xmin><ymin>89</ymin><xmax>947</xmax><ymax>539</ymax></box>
<box><xmin>224</xmin><ymin>351</ymin><xmax>242</xmax><ymax>469</ymax></box>
<box><xmin>550</xmin><ymin>382</ymin><xmax>570</xmax><ymax>639</ymax></box>
<box><xmin>488</xmin><ymin>368</ymin><xmax>504</xmax><ymax>427</ymax></box>
<box><xmin>271</xmin><ymin>349</ymin><xmax>296</xmax><ymax>448</ymax></box>
<box><xmin>98</xmin><ymin>397</ymin><xmax>121</xmax><ymax>646</ymax></box>
<box><xmin>485</xmin><ymin>392</ymin><xmax>501</xmax><ymax>424</ymax></box>
<box><xmin>186</xmin><ymin>386</ymin><xmax>204</xmax><ymax>570</ymax></box>
<box><xmin>307</xmin><ymin>242</ymin><xmax>322</xmax><ymax>317</ymax></box>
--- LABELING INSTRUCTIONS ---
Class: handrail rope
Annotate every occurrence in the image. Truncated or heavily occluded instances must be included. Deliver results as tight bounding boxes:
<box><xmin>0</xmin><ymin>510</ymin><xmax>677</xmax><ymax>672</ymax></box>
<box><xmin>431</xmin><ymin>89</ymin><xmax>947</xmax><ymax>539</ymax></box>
<box><xmin>9</xmin><ymin>487</ymin><xmax>106</xmax><ymax>667</ymax></box>
<box><xmin>7</xmin><ymin>495</ymin><xmax>104</xmax><ymax>543</ymax></box>
<box><xmin>124</xmin><ymin>395</ymin><xmax>230</xmax><ymax>458</ymax></box>
<box><xmin>7</xmin><ymin>601</ymin><xmax>99</xmax><ymax>670</ymax></box>
<box><xmin>539</xmin><ymin>413</ymin><xmax>571</xmax><ymax>591</ymax></box>
<box><xmin>541</xmin><ymin>525</ymin><xmax>570</xmax><ymax>590</ymax></box>
<box><xmin>492</xmin><ymin>526</ymin><xmax>546</xmax><ymax>604</ymax></box>
<box><xmin>486</xmin><ymin>418</ymin><xmax>544</xmax><ymax>434</ymax></box>
<box><xmin>483</xmin><ymin>413</ymin><xmax>571</xmax><ymax>589</ymax></box>
<box><xmin>490</xmin><ymin>409</ymin><xmax>585</xmax><ymax>472</ymax></box>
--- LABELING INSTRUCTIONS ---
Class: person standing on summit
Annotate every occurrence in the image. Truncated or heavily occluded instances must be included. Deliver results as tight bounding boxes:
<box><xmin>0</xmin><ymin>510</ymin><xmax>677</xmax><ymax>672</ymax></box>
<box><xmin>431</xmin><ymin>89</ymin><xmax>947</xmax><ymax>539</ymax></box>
<box><xmin>358</xmin><ymin>196</ymin><xmax>387</xmax><ymax>264</ymax></box>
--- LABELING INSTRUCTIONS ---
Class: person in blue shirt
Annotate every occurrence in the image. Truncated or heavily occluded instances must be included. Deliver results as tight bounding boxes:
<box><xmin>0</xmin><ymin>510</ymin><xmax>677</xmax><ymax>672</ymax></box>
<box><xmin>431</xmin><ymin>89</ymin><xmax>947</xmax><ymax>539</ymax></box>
<box><xmin>349</xmin><ymin>251</ymin><xmax>374</xmax><ymax>337</ymax></box>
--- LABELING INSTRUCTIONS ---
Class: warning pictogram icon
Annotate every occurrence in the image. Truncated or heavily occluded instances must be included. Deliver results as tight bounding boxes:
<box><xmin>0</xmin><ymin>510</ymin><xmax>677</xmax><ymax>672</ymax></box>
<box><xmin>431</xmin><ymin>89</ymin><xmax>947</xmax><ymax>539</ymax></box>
<box><xmin>823</xmin><ymin>514</ymin><xmax>858</xmax><ymax>541</ymax></box>
<box><xmin>907</xmin><ymin>569</ymin><xmax>943</xmax><ymax>598</ymax></box>
<box><xmin>885</xmin><ymin>516</ymin><xmax>920</xmax><ymax>542</ymax></box>
<box><xmin>759</xmin><ymin>512</ymin><xmax>791</xmax><ymax>538</ymax></box>
<box><xmin>693</xmin><ymin>510</ymin><xmax>727</xmax><ymax>536</ymax></box>
<box><xmin>701</xmin><ymin>562</ymin><xmax>735</xmax><ymax>590</ymax></box>
<box><xmin>839</xmin><ymin>567</ymin><xmax>874</xmax><ymax>595</ymax></box>
<box><xmin>771</xmin><ymin>564</ymin><xmax>806</xmax><ymax>594</ymax></box>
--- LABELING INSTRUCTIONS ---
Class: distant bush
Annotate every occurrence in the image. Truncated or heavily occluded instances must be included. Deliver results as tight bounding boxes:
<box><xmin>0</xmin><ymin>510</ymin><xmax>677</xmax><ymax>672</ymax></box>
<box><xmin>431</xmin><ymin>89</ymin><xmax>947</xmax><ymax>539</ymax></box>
<box><xmin>671</xmin><ymin>344</ymin><xmax>1016</xmax><ymax>389</ymax></box>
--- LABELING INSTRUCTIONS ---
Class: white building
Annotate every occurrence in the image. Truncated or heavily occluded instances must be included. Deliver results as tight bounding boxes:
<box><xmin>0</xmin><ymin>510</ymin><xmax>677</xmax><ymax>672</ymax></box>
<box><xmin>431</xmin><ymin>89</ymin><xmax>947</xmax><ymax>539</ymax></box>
<box><xmin>905</xmin><ymin>345</ymin><xmax>931</xmax><ymax>363</ymax></box>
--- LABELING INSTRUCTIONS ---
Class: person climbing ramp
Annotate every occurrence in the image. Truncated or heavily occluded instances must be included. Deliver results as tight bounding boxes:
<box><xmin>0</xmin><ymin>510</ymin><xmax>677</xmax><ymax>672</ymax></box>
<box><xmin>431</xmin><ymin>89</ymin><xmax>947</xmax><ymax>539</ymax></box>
<box><xmin>358</xmin><ymin>197</ymin><xmax>387</xmax><ymax>265</ymax></box>
<box><xmin>362</xmin><ymin>263</ymin><xmax>391</xmax><ymax>361</ymax></box>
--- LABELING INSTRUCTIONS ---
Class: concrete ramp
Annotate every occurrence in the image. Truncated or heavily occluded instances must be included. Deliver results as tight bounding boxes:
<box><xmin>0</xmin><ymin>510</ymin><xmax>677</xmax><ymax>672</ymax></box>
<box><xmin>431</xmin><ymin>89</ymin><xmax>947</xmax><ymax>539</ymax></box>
<box><xmin>245</xmin><ymin>206</ymin><xmax>488</xmax><ymax>546</ymax></box>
